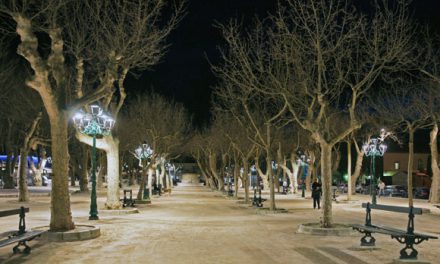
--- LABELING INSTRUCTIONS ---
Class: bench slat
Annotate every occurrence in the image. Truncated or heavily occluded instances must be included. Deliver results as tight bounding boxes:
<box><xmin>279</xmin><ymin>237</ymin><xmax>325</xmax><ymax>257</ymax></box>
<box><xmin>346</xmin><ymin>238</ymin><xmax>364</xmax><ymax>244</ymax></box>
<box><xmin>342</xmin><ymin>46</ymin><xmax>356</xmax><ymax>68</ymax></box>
<box><xmin>0</xmin><ymin>208</ymin><xmax>29</xmax><ymax>217</ymax></box>
<box><xmin>373</xmin><ymin>224</ymin><xmax>438</xmax><ymax>239</ymax></box>
<box><xmin>0</xmin><ymin>230</ymin><xmax>46</xmax><ymax>247</ymax></box>
<box><xmin>352</xmin><ymin>224</ymin><xmax>398</xmax><ymax>236</ymax></box>
<box><xmin>361</xmin><ymin>203</ymin><xmax>423</xmax><ymax>214</ymax></box>
<box><xmin>352</xmin><ymin>224</ymin><xmax>438</xmax><ymax>239</ymax></box>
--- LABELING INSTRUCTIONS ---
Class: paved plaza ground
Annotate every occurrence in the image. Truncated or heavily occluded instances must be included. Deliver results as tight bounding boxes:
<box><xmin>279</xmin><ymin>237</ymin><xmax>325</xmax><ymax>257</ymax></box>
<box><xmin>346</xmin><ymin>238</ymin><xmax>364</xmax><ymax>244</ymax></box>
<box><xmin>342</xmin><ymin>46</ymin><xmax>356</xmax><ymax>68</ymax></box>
<box><xmin>0</xmin><ymin>185</ymin><xmax>439</xmax><ymax>264</ymax></box>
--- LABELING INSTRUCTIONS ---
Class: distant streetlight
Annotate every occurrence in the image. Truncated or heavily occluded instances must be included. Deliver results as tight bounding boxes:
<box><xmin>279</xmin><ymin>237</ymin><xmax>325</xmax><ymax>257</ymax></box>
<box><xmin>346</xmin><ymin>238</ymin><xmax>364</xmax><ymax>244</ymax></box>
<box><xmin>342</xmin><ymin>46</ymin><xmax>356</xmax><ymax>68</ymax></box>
<box><xmin>363</xmin><ymin>130</ymin><xmax>387</xmax><ymax>205</ymax></box>
<box><xmin>134</xmin><ymin>143</ymin><xmax>153</xmax><ymax>200</ymax></box>
<box><xmin>73</xmin><ymin>104</ymin><xmax>115</xmax><ymax>220</ymax></box>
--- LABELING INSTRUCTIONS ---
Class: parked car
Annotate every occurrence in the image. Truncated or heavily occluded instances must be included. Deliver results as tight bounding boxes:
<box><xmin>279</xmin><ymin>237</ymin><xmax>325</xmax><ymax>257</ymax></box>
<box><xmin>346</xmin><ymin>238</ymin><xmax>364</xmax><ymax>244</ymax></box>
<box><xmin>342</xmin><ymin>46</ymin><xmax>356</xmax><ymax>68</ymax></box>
<box><xmin>337</xmin><ymin>184</ymin><xmax>348</xmax><ymax>193</ymax></box>
<box><xmin>355</xmin><ymin>184</ymin><xmax>370</xmax><ymax>194</ymax></box>
<box><xmin>383</xmin><ymin>185</ymin><xmax>407</xmax><ymax>197</ymax></box>
<box><xmin>413</xmin><ymin>187</ymin><xmax>429</xmax><ymax>199</ymax></box>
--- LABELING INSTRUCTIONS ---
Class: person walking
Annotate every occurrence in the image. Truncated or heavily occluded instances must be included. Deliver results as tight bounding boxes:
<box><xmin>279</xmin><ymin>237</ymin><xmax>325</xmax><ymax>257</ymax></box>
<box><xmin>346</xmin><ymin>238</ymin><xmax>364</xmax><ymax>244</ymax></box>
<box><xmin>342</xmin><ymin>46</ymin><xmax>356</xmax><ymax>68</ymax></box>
<box><xmin>378</xmin><ymin>180</ymin><xmax>385</xmax><ymax>197</ymax></box>
<box><xmin>311</xmin><ymin>179</ymin><xmax>322</xmax><ymax>209</ymax></box>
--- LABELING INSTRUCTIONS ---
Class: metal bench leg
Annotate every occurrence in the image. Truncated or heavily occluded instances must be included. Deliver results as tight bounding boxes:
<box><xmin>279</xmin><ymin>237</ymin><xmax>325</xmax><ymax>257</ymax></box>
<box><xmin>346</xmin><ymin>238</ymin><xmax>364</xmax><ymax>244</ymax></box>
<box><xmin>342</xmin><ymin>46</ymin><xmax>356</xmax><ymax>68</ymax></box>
<box><xmin>12</xmin><ymin>241</ymin><xmax>31</xmax><ymax>254</ymax></box>
<box><xmin>360</xmin><ymin>232</ymin><xmax>376</xmax><ymax>247</ymax></box>
<box><xmin>394</xmin><ymin>236</ymin><xmax>418</xmax><ymax>260</ymax></box>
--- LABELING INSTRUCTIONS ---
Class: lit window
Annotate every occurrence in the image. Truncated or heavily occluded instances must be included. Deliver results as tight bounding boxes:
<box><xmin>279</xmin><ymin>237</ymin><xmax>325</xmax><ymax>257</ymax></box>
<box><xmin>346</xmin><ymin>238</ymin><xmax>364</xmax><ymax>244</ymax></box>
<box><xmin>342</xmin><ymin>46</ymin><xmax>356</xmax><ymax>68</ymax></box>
<box><xmin>394</xmin><ymin>161</ymin><xmax>400</xmax><ymax>170</ymax></box>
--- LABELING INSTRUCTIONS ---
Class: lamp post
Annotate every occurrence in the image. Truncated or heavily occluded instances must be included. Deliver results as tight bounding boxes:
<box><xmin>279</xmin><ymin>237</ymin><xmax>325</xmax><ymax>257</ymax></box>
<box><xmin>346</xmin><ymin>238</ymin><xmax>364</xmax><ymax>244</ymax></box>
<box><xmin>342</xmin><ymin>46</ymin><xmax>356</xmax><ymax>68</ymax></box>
<box><xmin>363</xmin><ymin>131</ymin><xmax>387</xmax><ymax>205</ymax></box>
<box><xmin>73</xmin><ymin>104</ymin><xmax>115</xmax><ymax>220</ymax></box>
<box><xmin>134</xmin><ymin>143</ymin><xmax>153</xmax><ymax>200</ymax></box>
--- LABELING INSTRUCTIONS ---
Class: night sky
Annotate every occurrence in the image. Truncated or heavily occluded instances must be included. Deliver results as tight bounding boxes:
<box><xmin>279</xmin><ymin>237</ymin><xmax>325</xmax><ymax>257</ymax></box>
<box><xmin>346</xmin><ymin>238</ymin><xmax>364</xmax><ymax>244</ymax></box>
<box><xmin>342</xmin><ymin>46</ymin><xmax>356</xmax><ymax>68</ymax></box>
<box><xmin>125</xmin><ymin>0</ymin><xmax>440</xmax><ymax>127</ymax></box>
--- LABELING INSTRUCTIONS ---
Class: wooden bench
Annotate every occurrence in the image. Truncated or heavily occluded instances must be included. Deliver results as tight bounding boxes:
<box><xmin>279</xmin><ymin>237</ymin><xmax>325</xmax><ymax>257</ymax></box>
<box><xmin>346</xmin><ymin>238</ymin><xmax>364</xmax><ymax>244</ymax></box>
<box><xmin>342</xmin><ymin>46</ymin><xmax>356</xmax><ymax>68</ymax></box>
<box><xmin>0</xmin><ymin>207</ymin><xmax>46</xmax><ymax>254</ymax></box>
<box><xmin>120</xmin><ymin>189</ymin><xmax>135</xmax><ymax>207</ymax></box>
<box><xmin>352</xmin><ymin>202</ymin><xmax>437</xmax><ymax>261</ymax></box>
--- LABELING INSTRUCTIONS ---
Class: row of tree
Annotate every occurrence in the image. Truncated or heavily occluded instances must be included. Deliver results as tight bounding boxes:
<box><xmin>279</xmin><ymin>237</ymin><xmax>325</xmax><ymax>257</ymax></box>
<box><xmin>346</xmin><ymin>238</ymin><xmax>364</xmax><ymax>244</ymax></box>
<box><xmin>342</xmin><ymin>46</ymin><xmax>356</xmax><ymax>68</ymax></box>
<box><xmin>0</xmin><ymin>0</ymin><xmax>186</xmax><ymax>232</ymax></box>
<box><xmin>189</xmin><ymin>0</ymin><xmax>440</xmax><ymax>228</ymax></box>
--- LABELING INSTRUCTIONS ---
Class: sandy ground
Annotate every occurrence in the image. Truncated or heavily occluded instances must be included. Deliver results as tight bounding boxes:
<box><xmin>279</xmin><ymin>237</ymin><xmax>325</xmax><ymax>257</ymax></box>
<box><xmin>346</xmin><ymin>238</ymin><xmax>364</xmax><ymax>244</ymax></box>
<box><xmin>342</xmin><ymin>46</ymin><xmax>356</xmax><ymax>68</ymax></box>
<box><xmin>0</xmin><ymin>185</ymin><xmax>439</xmax><ymax>264</ymax></box>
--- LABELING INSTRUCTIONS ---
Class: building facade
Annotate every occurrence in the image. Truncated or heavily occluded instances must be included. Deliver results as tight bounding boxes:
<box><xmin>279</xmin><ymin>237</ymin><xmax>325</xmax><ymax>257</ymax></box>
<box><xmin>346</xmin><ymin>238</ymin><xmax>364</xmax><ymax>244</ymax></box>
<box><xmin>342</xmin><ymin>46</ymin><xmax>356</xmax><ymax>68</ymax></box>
<box><xmin>382</xmin><ymin>152</ymin><xmax>431</xmax><ymax>188</ymax></box>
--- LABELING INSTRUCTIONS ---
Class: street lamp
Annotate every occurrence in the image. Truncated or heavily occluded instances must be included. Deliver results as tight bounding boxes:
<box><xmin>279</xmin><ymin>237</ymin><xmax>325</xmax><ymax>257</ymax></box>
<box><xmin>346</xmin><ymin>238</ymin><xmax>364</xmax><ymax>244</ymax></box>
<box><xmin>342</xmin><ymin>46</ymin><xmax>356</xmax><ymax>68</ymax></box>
<box><xmin>363</xmin><ymin>130</ymin><xmax>387</xmax><ymax>205</ymax></box>
<box><xmin>73</xmin><ymin>104</ymin><xmax>115</xmax><ymax>220</ymax></box>
<box><xmin>134</xmin><ymin>143</ymin><xmax>153</xmax><ymax>200</ymax></box>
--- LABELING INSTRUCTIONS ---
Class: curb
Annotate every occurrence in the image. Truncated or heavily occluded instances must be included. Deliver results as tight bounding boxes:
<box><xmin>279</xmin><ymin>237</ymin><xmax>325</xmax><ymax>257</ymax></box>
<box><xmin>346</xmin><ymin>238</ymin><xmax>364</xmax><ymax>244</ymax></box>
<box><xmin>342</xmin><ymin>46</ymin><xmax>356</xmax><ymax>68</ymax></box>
<box><xmin>297</xmin><ymin>223</ymin><xmax>356</xmax><ymax>236</ymax></box>
<box><xmin>33</xmin><ymin>225</ymin><xmax>100</xmax><ymax>242</ymax></box>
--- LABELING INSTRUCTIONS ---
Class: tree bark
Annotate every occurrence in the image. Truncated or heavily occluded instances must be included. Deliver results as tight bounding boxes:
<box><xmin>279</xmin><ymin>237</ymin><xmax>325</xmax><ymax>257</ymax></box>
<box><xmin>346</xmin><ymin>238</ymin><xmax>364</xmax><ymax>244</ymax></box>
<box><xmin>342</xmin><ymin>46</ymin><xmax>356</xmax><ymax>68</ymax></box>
<box><xmin>79</xmin><ymin>145</ymin><xmax>89</xmax><ymax>192</ymax></box>
<box><xmin>49</xmin><ymin>114</ymin><xmax>75</xmax><ymax>231</ymax></box>
<box><xmin>18</xmin><ymin>148</ymin><xmax>29</xmax><ymax>202</ymax></box>
<box><xmin>76</xmin><ymin>133</ymin><xmax>121</xmax><ymax>209</ymax></box>
<box><xmin>105</xmin><ymin>139</ymin><xmax>121</xmax><ymax>209</ymax></box>
<box><xmin>147</xmin><ymin>167</ymin><xmax>154</xmax><ymax>198</ymax></box>
<box><xmin>350</xmin><ymin>140</ymin><xmax>365</xmax><ymax>195</ymax></box>
<box><xmin>137</xmin><ymin>159</ymin><xmax>147</xmax><ymax>200</ymax></box>
<box><xmin>429</xmin><ymin>123</ymin><xmax>440</xmax><ymax>203</ymax></box>
<box><xmin>321</xmin><ymin>142</ymin><xmax>333</xmax><ymax>228</ymax></box>
<box><xmin>97</xmin><ymin>152</ymin><xmax>105</xmax><ymax>189</ymax></box>
<box><xmin>242</xmin><ymin>158</ymin><xmax>249</xmax><ymax>203</ymax></box>
<box><xmin>209</xmin><ymin>153</ymin><xmax>224</xmax><ymax>191</ymax></box>
<box><xmin>267</xmin><ymin>154</ymin><xmax>276</xmax><ymax>211</ymax></box>
<box><xmin>305</xmin><ymin>153</ymin><xmax>314</xmax><ymax>192</ymax></box>
<box><xmin>233</xmin><ymin>159</ymin><xmax>240</xmax><ymax>198</ymax></box>
<box><xmin>31</xmin><ymin>148</ymin><xmax>47</xmax><ymax>187</ymax></box>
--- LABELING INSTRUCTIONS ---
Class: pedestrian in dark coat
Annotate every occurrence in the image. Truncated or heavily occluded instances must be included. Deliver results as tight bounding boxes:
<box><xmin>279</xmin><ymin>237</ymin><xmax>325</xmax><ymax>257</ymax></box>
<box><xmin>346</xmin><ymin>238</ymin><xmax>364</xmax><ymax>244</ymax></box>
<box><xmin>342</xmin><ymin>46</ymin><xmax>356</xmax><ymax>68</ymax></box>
<box><xmin>311</xmin><ymin>179</ymin><xmax>322</xmax><ymax>209</ymax></box>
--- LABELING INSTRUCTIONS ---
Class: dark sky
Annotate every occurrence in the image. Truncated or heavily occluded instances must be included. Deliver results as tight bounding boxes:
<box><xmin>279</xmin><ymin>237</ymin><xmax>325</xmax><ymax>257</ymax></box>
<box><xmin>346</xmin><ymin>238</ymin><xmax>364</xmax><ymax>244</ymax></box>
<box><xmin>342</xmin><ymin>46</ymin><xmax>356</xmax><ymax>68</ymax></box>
<box><xmin>125</xmin><ymin>0</ymin><xmax>440</xmax><ymax>127</ymax></box>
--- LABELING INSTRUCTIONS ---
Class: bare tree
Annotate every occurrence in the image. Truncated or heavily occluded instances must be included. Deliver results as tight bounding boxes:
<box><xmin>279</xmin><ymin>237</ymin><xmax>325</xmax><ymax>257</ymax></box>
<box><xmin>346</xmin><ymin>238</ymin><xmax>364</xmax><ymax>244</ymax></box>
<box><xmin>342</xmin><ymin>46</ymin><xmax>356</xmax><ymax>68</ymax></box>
<box><xmin>418</xmin><ymin>36</ymin><xmax>440</xmax><ymax>203</ymax></box>
<box><xmin>373</xmin><ymin>87</ymin><xmax>430</xmax><ymax>207</ymax></box>
<box><xmin>122</xmin><ymin>93</ymin><xmax>189</xmax><ymax>199</ymax></box>
<box><xmin>213</xmin><ymin>79</ymin><xmax>286</xmax><ymax>211</ymax></box>
<box><xmin>213</xmin><ymin>0</ymin><xmax>417</xmax><ymax>226</ymax></box>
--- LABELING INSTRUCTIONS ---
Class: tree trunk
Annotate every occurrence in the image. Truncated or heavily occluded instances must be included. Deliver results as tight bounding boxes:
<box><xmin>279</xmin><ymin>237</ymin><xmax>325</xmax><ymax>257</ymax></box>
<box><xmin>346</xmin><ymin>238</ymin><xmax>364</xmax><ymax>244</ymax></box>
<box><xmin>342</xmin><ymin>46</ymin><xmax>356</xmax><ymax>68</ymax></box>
<box><xmin>105</xmin><ymin>138</ymin><xmax>121</xmax><ymax>209</ymax></box>
<box><xmin>305</xmin><ymin>153</ymin><xmax>314</xmax><ymax>192</ymax></box>
<box><xmin>234</xmin><ymin>160</ymin><xmax>239</xmax><ymax>198</ymax></box>
<box><xmin>347</xmin><ymin>141</ymin><xmax>352</xmax><ymax>200</ymax></box>
<box><xmin>209</xmin><ymin>153</ymin><xmax>223</xmax><ymax>191</ymax></box>
<box><xmin>321</xmin><ymin>143</ymin><xmax>333</xmax><ymax>228</ymax></box>
<box><xmin>408</xmin><ymin>127</ymin><xmax>414</xmax><ymax>207</ymax></box>
<box><xmin>242</xmin><ymin>159</ymin><xmax>249</xmax><ymax>203</ymax></box>
<box><xmin>429</xmin><ymin>123</ymin><xmax>440</xmax><ymax>203</ymax></box>
<box><xmin>76</xmin><ymin>134</ymin><xmax>121</xmax><ymax>209</ymax></box>
<box><xmin>50</xmin><ymin>115</ymin><xmax>75</xmax><ymax>231</ymax></box>
<box><xmin>148</xmin><ymin>167</ymin><xmax>154</xmax><ymax>198</ymax></box>
<box><xmin>31</xmin><ymin>148</ymin><xmax>47</xmax><ymax>187</ymax></box>
<box><xmin>291</xmin><ymin>153</ymin><xmax>300</xmax><ymax>193</ymax></box>
<box><xmin>79</xmin><ymin>145</ymin><xmax>89</xmax><ymax>192</ymax></box>
<box><xmin>137</xmin><ymin>160</ymin><xmax>147</xmax><ymax>200</ymax></box>
<box><xmin>31</xmin><ymin>150</ymin><xmax>46</xmax><ymax>187</ymax></box>
<box><xmin>18</xmin><ymin>148</ymin><xmax>29</xmax><ymax>202</ymax></box>
<box><xmin>255</xmin><ymin>156</ymin><xmax>269</xmax><ymax>191</ymax></box>
<box><xmin>350</xmin><ymin>148</ymin><xmax>365</xmax><ymax>195</ymax></box>
<box><xmin>267</xmin><ymin>154</ymin><xmax>276</xmax><ymax>211</ymax></box>
<box><xmin>13</xmin><ymin>14</ymin><xmax>74</xmax><ymax>231</ymax></box>
<box><xmin>97</xmin><ymin>152</ymin><xmax>105</xmax><ymax>189</ymax></box>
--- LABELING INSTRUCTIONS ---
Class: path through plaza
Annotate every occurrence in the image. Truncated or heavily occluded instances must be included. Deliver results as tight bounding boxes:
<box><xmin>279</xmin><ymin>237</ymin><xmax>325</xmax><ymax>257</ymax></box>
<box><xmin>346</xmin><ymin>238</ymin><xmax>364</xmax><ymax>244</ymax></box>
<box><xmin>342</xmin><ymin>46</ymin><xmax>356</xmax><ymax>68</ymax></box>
<box><xmin>0</xmin><ymin>185</ymin><xmax>439</xmax><ymax>263</ymax></box>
